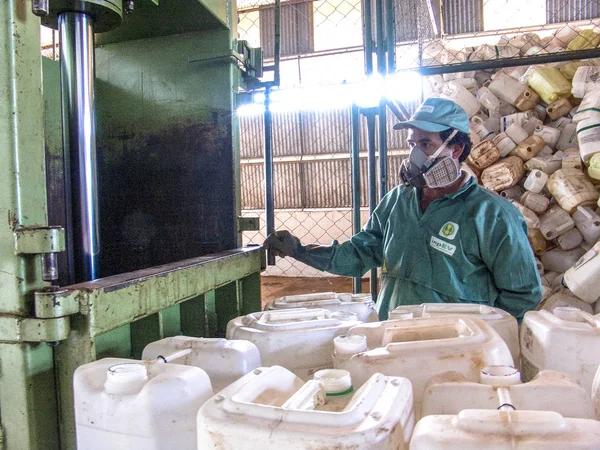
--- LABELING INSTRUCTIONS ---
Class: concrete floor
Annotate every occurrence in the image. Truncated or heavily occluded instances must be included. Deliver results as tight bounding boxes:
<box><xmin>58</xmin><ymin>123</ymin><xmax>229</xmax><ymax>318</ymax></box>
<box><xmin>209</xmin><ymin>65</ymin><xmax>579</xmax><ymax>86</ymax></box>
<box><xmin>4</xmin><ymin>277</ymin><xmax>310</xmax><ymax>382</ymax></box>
<box><xmin>261</xmin><ymin>276</ymin><xmax>372</xmax><ymax>306</ymax></box>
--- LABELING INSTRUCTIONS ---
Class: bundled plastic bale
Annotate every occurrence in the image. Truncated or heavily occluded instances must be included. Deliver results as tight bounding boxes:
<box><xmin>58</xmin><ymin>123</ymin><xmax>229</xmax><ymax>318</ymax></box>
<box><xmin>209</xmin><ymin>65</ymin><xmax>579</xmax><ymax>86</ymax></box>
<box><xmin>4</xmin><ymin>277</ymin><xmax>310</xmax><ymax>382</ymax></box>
<box><xmin>481</xmin><ymin>156</ymin><xmax>524</xmax><ymax>192</ymax></box>
<box><xmin>572</xmin><ymin>67</ymin><xmax>600</xmax><ymax>98</ymax></box>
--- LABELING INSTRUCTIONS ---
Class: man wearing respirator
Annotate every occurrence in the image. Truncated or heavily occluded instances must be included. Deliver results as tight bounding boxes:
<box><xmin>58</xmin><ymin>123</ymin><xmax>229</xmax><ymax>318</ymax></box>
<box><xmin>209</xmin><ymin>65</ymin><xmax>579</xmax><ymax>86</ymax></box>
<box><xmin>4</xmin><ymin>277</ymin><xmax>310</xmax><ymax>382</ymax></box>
<box><xmin>264</xmin><ymin>98</ymin><xmax>542</xmax><ymax>321</ymax></box>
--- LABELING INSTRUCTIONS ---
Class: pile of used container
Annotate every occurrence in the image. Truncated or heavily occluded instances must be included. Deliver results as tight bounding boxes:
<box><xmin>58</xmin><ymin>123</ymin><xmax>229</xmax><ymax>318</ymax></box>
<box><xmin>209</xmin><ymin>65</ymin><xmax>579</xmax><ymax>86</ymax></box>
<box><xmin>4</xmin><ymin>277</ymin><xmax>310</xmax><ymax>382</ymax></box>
<box><xmin>74</xmin><ymin>291</ymin><xmax>600</xmax><ymax>449</ymax></box>
<box><xmin>421</xmin><ymin>32</ymin><xmax>600</xmax><ymax>317</ymax></box>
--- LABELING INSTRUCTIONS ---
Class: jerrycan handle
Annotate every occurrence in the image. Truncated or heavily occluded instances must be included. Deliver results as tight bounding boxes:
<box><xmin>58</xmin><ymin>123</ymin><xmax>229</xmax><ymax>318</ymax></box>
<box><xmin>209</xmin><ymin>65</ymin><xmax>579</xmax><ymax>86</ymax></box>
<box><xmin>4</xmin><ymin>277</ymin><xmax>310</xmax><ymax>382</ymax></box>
<box><xmin>422</xmin><ymin>304</ymin><xmax>491</xmax><ymax>315</ymax></box>
<box><xmin>553</xmin><ymin>307</ymin><xmax>600</xmax><ymax>328</ymax></box>
<box><xmin>282</xmin><ymin>380</ymin><xmax>326</xmax><ymax>410</ymax></box>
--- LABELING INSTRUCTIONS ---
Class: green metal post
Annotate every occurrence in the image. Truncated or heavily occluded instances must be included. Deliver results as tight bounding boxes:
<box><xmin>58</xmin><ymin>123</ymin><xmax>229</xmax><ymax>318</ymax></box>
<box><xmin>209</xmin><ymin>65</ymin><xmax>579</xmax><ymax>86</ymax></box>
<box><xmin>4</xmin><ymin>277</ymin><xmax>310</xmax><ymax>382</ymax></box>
<box><xmin>0</xmin><ymin>2</ymin><xmax>60</xmax><ymax>449</ymax></box>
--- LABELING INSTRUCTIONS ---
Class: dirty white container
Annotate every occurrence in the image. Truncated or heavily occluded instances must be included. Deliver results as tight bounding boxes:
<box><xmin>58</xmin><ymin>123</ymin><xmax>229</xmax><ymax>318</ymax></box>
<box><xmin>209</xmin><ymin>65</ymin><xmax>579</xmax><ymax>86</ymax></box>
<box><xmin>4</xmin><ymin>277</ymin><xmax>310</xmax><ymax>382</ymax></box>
<box><xmin>520</xmin><ymin>191</ymin><xmax>550</xmax><ymax>214</ymax></box>
<box><xmin>470</xmin><ymin>116</ymin><xmax>494</xmax><ymax>141</ymax></box>
<box><xmin>520</xmin><ymin>307</ymin><xmax>600</xmax><ymax>393</ymax></box>
<box><xmin>141</xmin><ymin>337</ymin><xmax>261</xmax><ymax>392</ymax></box>
<box><xmin>557</xmin><ymin>227</ymin><xmax>584</xmax><ymax>250</ymax></box>
<box><xmin>334</xmin><ymin>316</ymin><xmax>513</xmax><ymax>415</ymax></box>
<box><xmin>487</xmin><ymin>73</ymin><xmax>527</xmax><ymax>106</ymax></box>
<box><xmin>466</xmin><ymin>140</ymin><xmax>500</xmax><ymax>170</ymax></box>
<box><xmin>573</xmin><ymin>88</ymin><xmax>600</xmax><ymax>122</ymax></box>
<box><xmin>504</xmin><ymin>122</ymin><xmax>529</xmax><ymax>144</ymax></box>
<box><xmin>576</xmin><ymin>117</ymin><xmax>600</xmax><ymax>163</ymax></box>
<box><xmin>491</xmin><ymin>132</ymin><xmax>516</xmax><ymax>157</ymax></box>
<box><xmin>539</xmin><ymin>291</ymin><xmax>595</xmax><ymax>315</ymax></box>
<box><xmin>476</xmin><ymin>86</ymin><xmax>501</xmax><ymax>112</ymax></box>
<box><xmin>539</xmin><ymin>205</ymin><xmax>575</xmax><ymax>239</ymax></box>
<box><xmin>534</xmin><ymin>125</ymin><xmax>561</xmax><ymax>148</ymax></box>
<box><xmin>563</xmin><ymin>241</ymin><xmax>600</xmax><ymax>304</ymax></box>
<box><xmin>410</xmin><ymin>410</ymin><xmax>600</xmax><ymax>449</ymax></box>
<box><xmin>264</xmin><ymin>292</ymin><xmax>378</xmax><ymax>323</ymax></box>
<box><xmin>515</xmin><ymin>89</ymin><xmax>542</xmax><ymax>112</ymax></box>
<box><xmin>556</xmin><ymin>122</ymin><xmax>579</xmax><ymax>151</ymax></box>
<box><xmin>226</xmin><ymin>308</ymin><xmax>362</xmax><ymax>379</ymax></box>
<box><xmin>501</xmin><ymin>111</ymin><xmax>536</xmax><ymax>133</ymax></box>
<box><xmin>539</xmin><ymin>145</ymin><xmax>554</xmax><ymax>157</ymax></box>
<box><xmin>528</xmin><ymin>228</ymin><xmax>547</xmax><ymax>255</ymax></box>
<box><xmin>513</xmin><ymin>135</ymin><xmax>545</xmax><ymax>161</ymax></box>
<box><xmin>547</xmin><ymin>97</ymin><xmax>573</xmax><ymax>120</ymax></box>
<box><xmin>481</xmin><ymin>156</ymin><xmax>525</xmax><ymax>192</ymax></box>
<box><xmin>572</xmin><ymin>66</ymin><xmax>600</xmax><ymax>98</ymax></box>
<box><xmin>386</xmin><ymin>304</ymin><xmax>519</xmax><ymax>367</ymax></box>
<box><xmin>441</xmin><ymin>82</ymin><xmax>481</xmax><ymax>118</ymax></box>
<box><xmin>74</xmin><ymin>358</ymin><xmax>213</xmax><ymax>450</ymax></box>
<box><xmin>499</xmin><ymin>185</ymin><xmax>525</xmax><ymax>202</ymax></box>
<box><xmin>562</xmin><ymin>150</ymin><xmax>584</xmax><ymax>170</ymax></box>
<box><xmin>421</xmin><ymin>366</ymin><xmax>595</xmax><ymax>419</ymax></box>
<box><xmin>573</xmin><ymin>205</ymin><xmax>600</xmax><ymax>244</ymax></box>
<box><xmin>511</xmin><ymin>201</ymin><xmax>540</xmax><ymax>230</ymax></box>
<box><xmin>540</xmin><ymin>247</ymin><xmax>586</xmax><ymax>273</ymax></box>
<box><xmin>547</xmin><ymin>168</ymin><xmax>599</xmax><ymax>213</ymax></box>
<box><xmin>197</xmin><ymin>365</ymin><xmax>416</xmax><ymax>450</ymax></box>
<box><xmin>523</xmin><ymin>169</ymin><xmax>548</xmax><ymax>193</ymax></box>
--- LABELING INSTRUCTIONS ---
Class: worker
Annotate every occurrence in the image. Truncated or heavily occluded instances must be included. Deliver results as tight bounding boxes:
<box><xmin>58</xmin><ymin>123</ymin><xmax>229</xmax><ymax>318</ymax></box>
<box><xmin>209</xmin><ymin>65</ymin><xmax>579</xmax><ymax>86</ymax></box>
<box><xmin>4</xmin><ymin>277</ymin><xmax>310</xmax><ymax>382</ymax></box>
<box><xmin>264</xmin><ymin>97</ymin><xmax>542</xmax><ymax>321</ymax></box>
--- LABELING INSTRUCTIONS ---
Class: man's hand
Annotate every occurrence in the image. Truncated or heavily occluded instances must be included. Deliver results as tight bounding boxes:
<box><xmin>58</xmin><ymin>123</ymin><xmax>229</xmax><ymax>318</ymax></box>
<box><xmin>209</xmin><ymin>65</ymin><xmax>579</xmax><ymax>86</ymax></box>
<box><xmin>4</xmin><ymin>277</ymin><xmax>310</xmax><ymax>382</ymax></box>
<box><xmin>263</xmin><ymin>230</ymin><xmax>302</xmax><ymax>258</ymax></box>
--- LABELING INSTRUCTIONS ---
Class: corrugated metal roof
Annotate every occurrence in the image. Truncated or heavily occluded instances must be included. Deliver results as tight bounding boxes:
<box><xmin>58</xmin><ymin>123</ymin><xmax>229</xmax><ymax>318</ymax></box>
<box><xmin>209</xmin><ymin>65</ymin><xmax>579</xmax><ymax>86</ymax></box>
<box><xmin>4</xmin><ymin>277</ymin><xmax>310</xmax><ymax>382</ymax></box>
<box><xmin>547</xmin><ymin>0</ymin><xmax>599</xmax><ymax>23</ymax></box>
<box><xmin>442</xmin><ymin>0</ymin><xmax>483</xmax><ymax>35</ymax></box>
<box><xmin>260</xmin><ymin>2</ymin><xmax>314</xmax><ymax>58</ymax></box>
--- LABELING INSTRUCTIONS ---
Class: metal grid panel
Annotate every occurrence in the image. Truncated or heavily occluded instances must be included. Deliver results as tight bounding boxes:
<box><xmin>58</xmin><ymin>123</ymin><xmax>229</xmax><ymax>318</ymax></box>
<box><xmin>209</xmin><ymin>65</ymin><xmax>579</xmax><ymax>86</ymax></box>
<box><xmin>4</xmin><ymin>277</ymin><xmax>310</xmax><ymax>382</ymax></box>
<box><xmin>302</xmin><ymin>109</ymin><xmax>352</xmax><ymax>154</ymax></box>
<box><xmin>547</xmin><ymin>0</ymin><xmax>600</xmax><ymax>23</ymax></box>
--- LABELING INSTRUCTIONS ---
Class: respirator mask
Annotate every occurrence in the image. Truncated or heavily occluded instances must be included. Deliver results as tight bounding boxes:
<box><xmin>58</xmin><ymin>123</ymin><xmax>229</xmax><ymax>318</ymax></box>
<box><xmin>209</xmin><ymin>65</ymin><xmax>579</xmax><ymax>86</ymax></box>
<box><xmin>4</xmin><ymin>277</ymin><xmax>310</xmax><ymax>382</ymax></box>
<box><xmin>399</xmin><ymin>129</ymin><xmax>460</xmax><ymax>189</ymax></box>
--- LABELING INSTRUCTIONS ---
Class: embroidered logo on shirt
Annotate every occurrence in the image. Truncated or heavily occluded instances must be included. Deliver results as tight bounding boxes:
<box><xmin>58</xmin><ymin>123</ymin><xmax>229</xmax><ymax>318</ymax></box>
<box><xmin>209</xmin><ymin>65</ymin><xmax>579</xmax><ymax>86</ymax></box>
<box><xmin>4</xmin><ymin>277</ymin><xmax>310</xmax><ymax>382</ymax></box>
<box><xmin>439</xmin><ymin>221</ymin><xmax>459</xmax><ymax>240</ymax></box>
<box><xmin>430</xmin><ymin>236</ymin><xmax>456</xmax><ymax>256</ymax></box>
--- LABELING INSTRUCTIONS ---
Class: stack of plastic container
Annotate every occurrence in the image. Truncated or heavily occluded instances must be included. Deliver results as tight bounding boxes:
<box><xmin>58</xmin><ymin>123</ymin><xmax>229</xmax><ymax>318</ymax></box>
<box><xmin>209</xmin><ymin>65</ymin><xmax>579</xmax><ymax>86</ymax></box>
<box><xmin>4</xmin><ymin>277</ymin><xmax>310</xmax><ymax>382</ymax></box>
<box><xmin>427</xmin><ymin>56</ymin><xmax>600</xmax><ymax>313</ymax></box>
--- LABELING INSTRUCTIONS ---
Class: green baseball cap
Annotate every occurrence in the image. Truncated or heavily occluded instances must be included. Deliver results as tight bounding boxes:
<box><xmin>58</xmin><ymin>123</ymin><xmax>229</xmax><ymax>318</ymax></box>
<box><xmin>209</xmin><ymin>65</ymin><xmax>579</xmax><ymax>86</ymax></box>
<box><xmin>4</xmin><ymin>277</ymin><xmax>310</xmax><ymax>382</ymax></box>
<box><xmin>393</xmin><ymin>97</ymin><xmax>470</xmax><ymax>135</ymax></box>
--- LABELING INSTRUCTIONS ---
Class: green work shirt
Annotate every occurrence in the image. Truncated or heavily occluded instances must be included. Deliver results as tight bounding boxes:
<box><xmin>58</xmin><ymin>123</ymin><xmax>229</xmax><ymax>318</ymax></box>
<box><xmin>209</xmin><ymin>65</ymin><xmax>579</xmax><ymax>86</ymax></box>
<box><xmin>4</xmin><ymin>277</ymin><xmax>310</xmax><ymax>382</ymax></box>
<box><xmin>312</xmin><ymin>176</ymin><xmax>542</xmax><ymax>321</ymax></box>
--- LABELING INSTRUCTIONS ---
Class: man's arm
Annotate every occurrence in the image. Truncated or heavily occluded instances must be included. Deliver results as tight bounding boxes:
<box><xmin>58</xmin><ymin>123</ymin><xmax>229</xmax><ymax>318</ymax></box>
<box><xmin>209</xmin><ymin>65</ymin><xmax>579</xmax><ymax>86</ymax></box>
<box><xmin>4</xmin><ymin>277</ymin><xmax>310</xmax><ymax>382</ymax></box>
<box><xmin>482</xmin><ymin>212</ymin><xmax>543</xmax><ymax>322</ymax></box>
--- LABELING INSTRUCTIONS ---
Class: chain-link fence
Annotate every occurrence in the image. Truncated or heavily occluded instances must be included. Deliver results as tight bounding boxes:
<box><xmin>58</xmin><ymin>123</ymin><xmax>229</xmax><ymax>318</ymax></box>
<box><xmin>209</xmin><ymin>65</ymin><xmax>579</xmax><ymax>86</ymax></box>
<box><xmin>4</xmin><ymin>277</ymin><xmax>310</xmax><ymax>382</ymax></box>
<box><xmin>238</xmin><ymin>0</ymin><xmax>600</xmax><ymax>279</ymax></box>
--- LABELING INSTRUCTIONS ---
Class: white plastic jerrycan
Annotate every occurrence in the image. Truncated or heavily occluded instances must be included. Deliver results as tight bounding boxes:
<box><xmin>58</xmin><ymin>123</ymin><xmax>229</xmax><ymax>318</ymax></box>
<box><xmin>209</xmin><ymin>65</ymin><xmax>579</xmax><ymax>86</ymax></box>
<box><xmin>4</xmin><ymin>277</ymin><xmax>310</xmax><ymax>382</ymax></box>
<box><xmin>263</xmin><ymin>291</ymin><xmax>378</xmax><ymax>322</ymax></box>
<box><xmin>141</xmin><ymin>337</ymin><xmax>261</xmax><ymax>392</ymax></box>
<box><xmin>410</xmin><ymin>410</ymin><xmax>600</xmax><ymax>449</ymax></box>
<box><xmin>333</xmin><ymin>316</ymin><xmax>513</xmax><ymax>416</ymax></box>
<box><xmin>421</xmin><ymin>365</ymin><xmax>596</xmax><ymax>419</ymax></box>
<box><xmin>74</xmin><ymin>358</ymin><xmax>213</xmax><ymax>450</ymax></box>
<box><xmin>226</xmin><ymin>308</ymin><xmax>362</xmax><ymax>379</ymax></box>
<box><xmin>197</xmin><ymin>365</ymin><xmax>416</xmax><ymax>450</ymax></box>
<box><xmin>520</xmin><ymin>307</ymin><xmax>600</xmax><ymax>394</ymax></box>
<box><xmin>563</xmin><ymin>241</ymin><xmax>600</xmax><ymax>304</ymax></box>
<box><xmin>387</xmin><ymin>303</ymin><xmax>519</xmax><ymax>369</ymax></box>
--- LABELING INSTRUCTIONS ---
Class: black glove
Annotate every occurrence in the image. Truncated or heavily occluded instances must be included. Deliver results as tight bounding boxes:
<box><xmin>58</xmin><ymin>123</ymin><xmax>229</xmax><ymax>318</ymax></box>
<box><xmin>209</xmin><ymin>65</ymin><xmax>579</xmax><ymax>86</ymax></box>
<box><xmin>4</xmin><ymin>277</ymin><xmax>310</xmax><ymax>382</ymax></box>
<box><xmin>264</xmin><ymin>230</ymin><xmax>336</xmax><ymax>271</ymax></box>
<box><xmin>263</xmin><ymin>230</ymin><xmax>302</xmax><ymax>258</ymax></box>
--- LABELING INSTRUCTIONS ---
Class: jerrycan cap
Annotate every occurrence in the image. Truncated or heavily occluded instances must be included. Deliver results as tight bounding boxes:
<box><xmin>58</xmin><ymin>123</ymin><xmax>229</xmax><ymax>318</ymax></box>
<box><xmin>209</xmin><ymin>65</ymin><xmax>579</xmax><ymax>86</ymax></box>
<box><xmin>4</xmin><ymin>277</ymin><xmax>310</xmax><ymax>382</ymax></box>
<box><xmin>105</xmin><ymin>363</ymin><xmax>148</xmax><ymax>395</ymax></box>
<box><xmin>313</xmin><ymin>369</ymin><xmax>353</xmax><ymax>396</ymax></box>
<box><xmin>480</xmin><ymin>365</ymin><xmax>521</xmax><ymax>386</ymax></box>
<box><xmin>334</xmin><ymin>334</ymin><xmax>367</xmax><ymax>355</ymax></box>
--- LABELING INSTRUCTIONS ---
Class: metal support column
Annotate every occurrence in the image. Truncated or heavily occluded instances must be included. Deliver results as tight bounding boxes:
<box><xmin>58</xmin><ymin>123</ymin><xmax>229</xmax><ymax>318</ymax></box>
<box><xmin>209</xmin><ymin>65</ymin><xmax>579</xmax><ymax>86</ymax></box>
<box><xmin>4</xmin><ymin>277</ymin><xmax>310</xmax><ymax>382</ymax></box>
<box><xmin>264</xmin><ymin>87</ymin><xmax>276</xmax><ymax>265</ymax></box>
<box><xmin>0</xmin><ymin>2</ymin><xmax>59</xmax><ymax>449</ymax></box>
<box><xmin>59</xmin><ymin>12</ymin><xmax>100</xmax><ymax>282</ymax></box>
<box><xmin>366</xmin><ymin>110</ymin><xmax>378</xmax><ymax>298</ymax></box>
<box><xmin>350</xmin><ymin>104</ymin><xmax>362</xmax><ymax>294</ymax></box>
